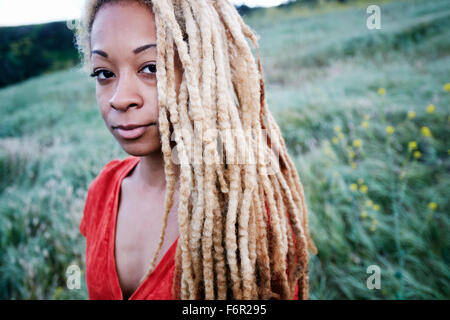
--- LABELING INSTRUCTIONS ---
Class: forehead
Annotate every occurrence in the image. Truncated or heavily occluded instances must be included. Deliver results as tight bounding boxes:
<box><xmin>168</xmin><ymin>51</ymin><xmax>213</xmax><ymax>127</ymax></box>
<box><xmin>90</xmin><ymin>1</ymin><xmax>157</xmax><ymax>50</ymax></box>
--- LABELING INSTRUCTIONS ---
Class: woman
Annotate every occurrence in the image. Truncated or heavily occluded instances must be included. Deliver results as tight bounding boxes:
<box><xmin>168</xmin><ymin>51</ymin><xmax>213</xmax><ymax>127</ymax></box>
<box><xmin>75</xmin><ymin>0</ymin><xmax>317</xmax><ymax>300</ymax></box>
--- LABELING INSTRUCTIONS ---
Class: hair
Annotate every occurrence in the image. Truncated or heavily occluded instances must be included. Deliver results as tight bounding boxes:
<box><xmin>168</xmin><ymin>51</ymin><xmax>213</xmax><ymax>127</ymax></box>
<box><xmin>75</xmin><ymin>0</ymin><xmax>318</xmax><ymax>300</ymax></box>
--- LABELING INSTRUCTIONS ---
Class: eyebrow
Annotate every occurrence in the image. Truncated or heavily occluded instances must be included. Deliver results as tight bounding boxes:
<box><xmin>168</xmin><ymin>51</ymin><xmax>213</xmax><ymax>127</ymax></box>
<box><xmin>91</xmin><ymin>43</ymin><xmax>156</xmax><ymax>58</ymax></box>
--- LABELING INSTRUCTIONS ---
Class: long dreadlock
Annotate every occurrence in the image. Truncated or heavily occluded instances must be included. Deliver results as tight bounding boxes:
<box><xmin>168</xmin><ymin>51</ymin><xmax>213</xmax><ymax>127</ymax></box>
<box><xmin>75</xmin><ymin>0</ymin><xmax>318</xmax><ymax>300</ymax></box>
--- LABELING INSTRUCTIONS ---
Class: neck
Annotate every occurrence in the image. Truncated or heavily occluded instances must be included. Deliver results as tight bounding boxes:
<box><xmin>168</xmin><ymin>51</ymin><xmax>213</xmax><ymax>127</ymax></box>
<box><xmin>134</xmin><ymin>151</ymin><xmax>180</xmax><ymax>192</ymax></box>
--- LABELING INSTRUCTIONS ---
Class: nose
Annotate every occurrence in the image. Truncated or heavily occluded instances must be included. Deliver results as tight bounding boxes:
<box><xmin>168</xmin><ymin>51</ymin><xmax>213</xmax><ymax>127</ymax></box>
<box><xmin>109</xmin><ymin>72</ymin><xmax>143</xmax><ymax>111</ymax></box>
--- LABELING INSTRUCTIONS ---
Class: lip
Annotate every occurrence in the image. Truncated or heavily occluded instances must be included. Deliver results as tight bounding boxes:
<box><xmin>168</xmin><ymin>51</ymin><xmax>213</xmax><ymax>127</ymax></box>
<box><xmin>113</xmin><ymin>122</ymin><xmax>155</xmax><ymax>140</ymax></box>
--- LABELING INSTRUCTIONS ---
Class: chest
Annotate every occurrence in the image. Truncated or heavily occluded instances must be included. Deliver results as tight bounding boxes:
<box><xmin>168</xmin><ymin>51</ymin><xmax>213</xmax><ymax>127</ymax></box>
<box><xmin>114</xmin><ymin>183</ymin><xmax>179</xmax><ymax>299</ymax></box>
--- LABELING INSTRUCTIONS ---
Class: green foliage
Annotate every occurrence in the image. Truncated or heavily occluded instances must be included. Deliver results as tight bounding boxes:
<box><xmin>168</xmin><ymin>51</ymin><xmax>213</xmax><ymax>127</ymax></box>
<box><xmin>0</xmin><ymin>0</ymin><xmax>448</xmax><ymax>299</ymax></box>
<box><xmin>0</xmin><ymin>21</ymin><xmax>80</xmax><ymax>88</ymax></box>
<box><xmin>0</xmin><ymin>67</ymin><xmax>127</xmax><ymax>299</ymax></box>
<box><xmin>258</xmin><ymin>0</ymin><xmax>449</xmax><ymax>299</ymax></box>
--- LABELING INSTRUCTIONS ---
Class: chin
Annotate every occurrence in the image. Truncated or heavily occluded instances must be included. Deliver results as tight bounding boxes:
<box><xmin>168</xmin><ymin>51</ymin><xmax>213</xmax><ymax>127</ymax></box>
<box><xmin>119</xmin><ymin>141</ymin><xmax>162</xmax><ymax>157</ymax></box>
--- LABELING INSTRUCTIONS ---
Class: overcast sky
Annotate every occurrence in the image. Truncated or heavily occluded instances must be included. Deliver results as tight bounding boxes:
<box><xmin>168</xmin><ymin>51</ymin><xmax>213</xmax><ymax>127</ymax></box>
<box><xmin>0</xmin><ymin>0</ymin><xmax>289</xmax><ymax>27</ymax></box>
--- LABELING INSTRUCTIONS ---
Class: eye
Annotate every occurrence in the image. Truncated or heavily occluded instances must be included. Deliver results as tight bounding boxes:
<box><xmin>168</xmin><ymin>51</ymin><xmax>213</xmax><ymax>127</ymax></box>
<box><xmin>90</xmin><ymin>69</ymin><xmax>115</xmax><ymax>80</ymax></box>
<box><xmin>140</xmin><ymin>63</ymin><xmax>157</xmax><ymax>75</ymax></box>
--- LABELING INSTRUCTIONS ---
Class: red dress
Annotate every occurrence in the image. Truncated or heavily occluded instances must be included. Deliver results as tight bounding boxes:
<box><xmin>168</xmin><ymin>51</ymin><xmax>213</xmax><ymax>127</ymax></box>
<box><xmin>80</xmin><ymin>156</ymin><xmax>299</xmax><ymax>299</ymax></box>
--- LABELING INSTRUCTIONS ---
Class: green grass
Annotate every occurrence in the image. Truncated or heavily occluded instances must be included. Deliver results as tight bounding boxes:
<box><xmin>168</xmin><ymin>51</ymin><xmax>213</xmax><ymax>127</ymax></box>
<box><xmin>0</xmin><ymin>0</ymin><xmax>448</xmax><ymax>299</ymax></box>
<box><xmin>0</xmin><ymin>68</ymin><xmax>128</xmax><ymax>299</ymax></box>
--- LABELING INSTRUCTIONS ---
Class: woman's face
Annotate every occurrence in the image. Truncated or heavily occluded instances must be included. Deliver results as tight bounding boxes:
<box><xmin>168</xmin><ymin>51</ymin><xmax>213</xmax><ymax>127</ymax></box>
<box><xmin>90</xmin><ymin>1</ymin><xmax>182</xmax><ymax>156</ymax></box>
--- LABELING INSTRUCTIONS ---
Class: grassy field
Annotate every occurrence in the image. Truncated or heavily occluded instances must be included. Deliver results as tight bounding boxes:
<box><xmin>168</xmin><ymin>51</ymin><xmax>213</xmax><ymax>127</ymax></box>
<box><xmin>0</xmin><ymin>0</ymin><xmax>448</xmax><ymax>299</ymax></box>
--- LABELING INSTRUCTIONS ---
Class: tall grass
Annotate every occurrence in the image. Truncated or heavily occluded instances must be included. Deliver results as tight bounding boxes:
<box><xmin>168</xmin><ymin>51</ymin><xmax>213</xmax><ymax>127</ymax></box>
<box><xmin>262</xmin><ymin>0</ymin><xmax>449</xmax><ymax>299</ymax></box>
<box><xmin>0</xmin><ymin>68</ymin><xmax>127</xmax><ymax>299</ymax></box>
<box><xmin>0</xmin><ymin>0</ymin><xmax>448</xmax><ymax>299</ymax></box>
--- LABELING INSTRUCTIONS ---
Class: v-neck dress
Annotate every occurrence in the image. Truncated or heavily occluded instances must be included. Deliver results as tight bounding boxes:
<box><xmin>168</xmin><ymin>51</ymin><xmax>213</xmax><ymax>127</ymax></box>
<box><xmin>80</xmin><ymin>156</ymin><xmax>299</xmax><ymax>300</ymax></box>
<box><xmin>79</xmin><ymin>156</ymin><xmax>178</xmax><ymax>300</ymax></box>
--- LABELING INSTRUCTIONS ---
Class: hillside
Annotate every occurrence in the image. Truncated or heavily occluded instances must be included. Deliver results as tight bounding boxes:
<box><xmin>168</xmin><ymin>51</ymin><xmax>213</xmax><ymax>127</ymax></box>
<box><xmin>0</xmin><ymin>21</ymin><xmax>80</xmax><ymax>88</ymax></box>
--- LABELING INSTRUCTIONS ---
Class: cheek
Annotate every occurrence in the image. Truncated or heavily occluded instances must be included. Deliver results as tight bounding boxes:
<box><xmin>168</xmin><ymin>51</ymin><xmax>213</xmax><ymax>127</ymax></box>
<box><xmin>153</xmin><ymin>89</ymin><xmax>158</xmax><ymax>109</ymax></box>
<box><xmin>95</xmin><ymin>90</ymin><xmax>110</xmax><ymax>120</ymax></box>
<box><xmin>144</xmin><ymin>86</ymin><xmax>159</xmax><ymax>113</ymax></box>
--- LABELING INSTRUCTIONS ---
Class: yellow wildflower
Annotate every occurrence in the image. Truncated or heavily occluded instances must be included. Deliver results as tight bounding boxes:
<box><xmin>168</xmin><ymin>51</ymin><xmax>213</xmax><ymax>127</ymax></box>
<box><xmin>364</xmin><ymin>115</ymin><xmax>370</xmax><ymax>121</ymax></box>
<box><xmin>348</xmin><ymin>149</ymin><xmax>355</xmax><ymax>158</ymax></box>
<box><xmin>360</xmin><ymin>185</ymin><xmax>368</xmax><ymax>193</ymax></box>
<box><xmin>361</xmin><ymin>210</ymin><xmax>368</xmax><ymax>218</ymax></box>
<box><xmin>361</xmin><ymin>121</ymin><xmax>369</xmax><ymax>129</ymax></box>
<box><xmin>350</xmin><ymin>183</ymin><xmax>358</xmax><ymax>191</ymax></box>
<box><xmin>338</xmin><ymin>132</ymin><xmax>344</xmax><ymax>140</ymax></box>
<box><xmin>373</xmin><ymin>219</ymin><xmax>379</xmax><ymax>225</ymax></box>
<box><xmin>426</xmin><ymin>104</ymin><xmax>435</xmax><ymax>113</ymax></box>
<box><xmin>414</xmin><ymin>151</ymin><xmax>422</xmax><ymax>159</ymax></box>
<box><xmin>370</xmin><ymin>225</ymin><xmax>376</xmax><ymax>232</ymax></box>
<box><xmin>373</xmin><ymin>204</ymin><xmax>380</xmax><ymax>211</ymax></box>
<box><xmin>332</xmin><ymin>136</ymin><xmax>339</xmax><ymax>144</ymax></box>
<box><xmin>421</xmin><ymin>126</ymin><xmax>432</xmax><ymax>137</ymax></box>
<box><xmin>353</xmin><ymin>139</ymin><xmax>363</xmax><ymax>148</ymax></box>
<box><xmin>334</xmin><ymin>125</ymin><xmax>342</xmax><ymax>132</ymax></box>
<box><xmin>357</xmin><ymin>178</ymin><xmax>364</xmax><ymax>184</ymax></box>
<box><xmin>378</xmin><ymin>88</ymin><xmax>386</xmax><ymax>96</ymax></box>
<box><xmin>428</xmin><ymin>202</ymin><xmax>437</xmax><ymax>211</ymax></box>
<box><xmin>366</xmin><ymin>199</ymin><xmax>373</xmax><ymax>207</ymax></box>
<box><xmin>386</xmin><ymin>126</ymin><xmax>395</xmax><ymax>134</ymax></box>
<box><xmin>444</xmin><ymin>83</ymin><xmax>450</xmax><ymax>92</ymax></box>
<box><xmin>408</xmin><ymin>110</ymin><xmax>416</xmax><ymax>119</ymax></box>
<box><xmin>351</xmin><ymin>162</ymin><xmax>357</xmax><ymax>169</ymax></box>
<box><xmin>408</xmin><ymin>141</ymin><xmax>418</xmax><ymax>150</ymax></box>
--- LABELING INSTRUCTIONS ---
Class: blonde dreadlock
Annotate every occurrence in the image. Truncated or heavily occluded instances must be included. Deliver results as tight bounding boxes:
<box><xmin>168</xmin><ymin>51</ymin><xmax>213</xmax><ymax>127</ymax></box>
<box><xmin>75</xmin><ymin>0</ymin><xmax>318</xmax><ymax>300</ymax></box>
